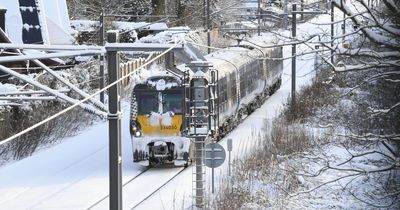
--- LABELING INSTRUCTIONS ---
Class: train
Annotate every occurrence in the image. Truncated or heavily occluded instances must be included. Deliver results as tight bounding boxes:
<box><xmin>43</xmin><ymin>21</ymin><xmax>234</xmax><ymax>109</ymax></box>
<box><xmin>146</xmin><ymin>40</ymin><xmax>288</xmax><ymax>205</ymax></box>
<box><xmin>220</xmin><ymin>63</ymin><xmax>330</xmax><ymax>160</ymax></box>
<box><xmin>129</xmin><ymin>37</ymin><xmax>283</xmax><ymax>167</ymax></box>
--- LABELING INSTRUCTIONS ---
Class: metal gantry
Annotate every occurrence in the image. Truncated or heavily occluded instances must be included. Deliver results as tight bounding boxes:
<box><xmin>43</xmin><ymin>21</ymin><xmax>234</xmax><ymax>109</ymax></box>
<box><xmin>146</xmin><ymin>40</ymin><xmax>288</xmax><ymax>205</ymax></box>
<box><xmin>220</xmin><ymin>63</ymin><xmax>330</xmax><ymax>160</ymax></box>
<box><xmin>183</xmin><ymin>61</ymin><xmax>219</xmax><ymax>208</ymax></box>
<box><xmin>0</xmin><ymin>44</ymin><xmax>106</xmax><ymax>116</ymax></box>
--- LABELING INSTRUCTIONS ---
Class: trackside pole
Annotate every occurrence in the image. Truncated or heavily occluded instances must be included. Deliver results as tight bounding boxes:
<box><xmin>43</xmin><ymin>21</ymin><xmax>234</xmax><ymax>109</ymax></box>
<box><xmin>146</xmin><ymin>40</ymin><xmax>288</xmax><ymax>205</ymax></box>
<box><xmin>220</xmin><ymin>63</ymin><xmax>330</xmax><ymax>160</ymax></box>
<box><xmin>207</xmin><ymin>0</ymin><xmax>211</xmax><ymax>54</ymax></box>
<box><xmin>107</xmin><ymin>31</ymin><xmax>122</xmax><ymax>210</ymax></box>
<box><xmin>331</xmin><ymin>1</ymin><xmax>335</xmax><ymax>64</ymax></box>
<box><xmin>195</xmin><ymin>137</ymin><xmax>205</xmax><ymax>206</ymax></box>
<box><xmin>211</xmin><ymin>139</ymin><xmax>215</xmax><ymax>194</ymax></box>
<box><xmin>258</xmin><ymin>0</ymin><xmax>261</xmax><ymax>36</ymax></box>
<box><xmin>283</xmin><ymin>0</ymin><xmax>288</xmax><ymax>28</ymax></box>
<box><xmin>227</xmin><ymin>138</ymin><xmax>232</xmax><ymax>176</ymax></box>
<box><xmin>291</xmin><ymin>4</ymin><xmax>297</xmax><ymax>110</ymax></box>
<box><xmin>99</xmin><ymin>10</ymin><xmax>105</xmax><ymax>103</ymax></box>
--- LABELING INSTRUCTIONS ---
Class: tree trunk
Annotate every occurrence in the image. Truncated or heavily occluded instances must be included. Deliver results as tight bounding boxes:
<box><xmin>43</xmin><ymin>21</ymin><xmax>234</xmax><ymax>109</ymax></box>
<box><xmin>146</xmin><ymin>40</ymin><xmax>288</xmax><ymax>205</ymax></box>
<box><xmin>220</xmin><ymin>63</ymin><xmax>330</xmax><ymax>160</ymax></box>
<box><xmin>152</xmin><ymin>0</ymin><xmax>165</xmax><ymax>16</ymax></box>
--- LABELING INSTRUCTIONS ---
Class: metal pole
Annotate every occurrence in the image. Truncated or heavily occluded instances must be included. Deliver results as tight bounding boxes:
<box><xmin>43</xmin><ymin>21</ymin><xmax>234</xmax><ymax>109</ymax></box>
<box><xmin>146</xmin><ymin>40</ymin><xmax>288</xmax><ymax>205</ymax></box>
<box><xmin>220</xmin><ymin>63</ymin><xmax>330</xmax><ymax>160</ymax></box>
<box><xmin>227</xmin><ymin>138</ymin><xmax>232</xmax><ymax>176</ymax></box>
<box><xmin>342</xmin><ymin>0</ymin><xmax>345</xmax><ymax>40</ymax></box>
<box><xmin>258</xmin><ymin>0</ymin><xmax>261</xmax><ymax>35</ymax></box>
<box><xmin>228</xmin><ymin>150</ymin><xmax>231</xmax><ymax>176</ymax></box>
<box><xmin>283</xmin><ymin>0</ymin><xmax>288</xmax><ymax>28</ymax></box>
<box><xmin>203</xmin><ymin>0</ymin><xmax>206</xmax><ymax>29</ymax></box>
<box><xmin>301</xmin><ymin>0</ymin><xmax>304</xmax><ymax>21</ymax></box>
<box><xmin>195</xmin><ymin>137</ymin><xmax>204</xmax><ymax>207</ymax></box>
<box><xmin>211</xmin><ymin>141</ymin><xmax>214</xmax><ymax>194</ymax></box>
<box><xmin>107</xmin><ymin>31</ymin><xmax>122</xmax><ymax>210</ymax></box>
<box><xmin>99</xmin><ymin>10</ymin><xmax>105</xmax><ymax>103</ymax></box>
<box><xmin>207</xmin><ymin>0</ymin><xmax>211</xmax><ymax>54</ymax></box>
<box><xmin>331</xmin><ymin>1</ymin><xmax>334</xmax><ymax>64</ymax></box>
<box><xmin>291</xmin><ymin>4</ymin><xmax>297</xmax><ymax>109</ymax></box>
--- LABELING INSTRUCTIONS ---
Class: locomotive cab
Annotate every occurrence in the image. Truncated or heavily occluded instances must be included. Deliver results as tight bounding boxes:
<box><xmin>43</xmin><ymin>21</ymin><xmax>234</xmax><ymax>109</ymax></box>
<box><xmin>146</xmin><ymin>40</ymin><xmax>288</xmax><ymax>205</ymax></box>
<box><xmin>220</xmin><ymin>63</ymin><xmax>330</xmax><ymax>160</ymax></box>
<box><xmin>130</xmin><ymin>76</ymin><xmax>190</xmax><ymax>167</ymax></box>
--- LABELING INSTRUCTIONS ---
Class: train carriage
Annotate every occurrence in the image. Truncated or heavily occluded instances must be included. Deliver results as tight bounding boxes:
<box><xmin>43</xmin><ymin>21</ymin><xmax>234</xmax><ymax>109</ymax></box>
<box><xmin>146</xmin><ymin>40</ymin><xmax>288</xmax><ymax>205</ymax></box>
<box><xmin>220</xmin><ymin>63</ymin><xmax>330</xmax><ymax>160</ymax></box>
<box><xmin>130</xmin><ymin>38</ymin><xmax>283</xmax><ymax>167</ymax></box>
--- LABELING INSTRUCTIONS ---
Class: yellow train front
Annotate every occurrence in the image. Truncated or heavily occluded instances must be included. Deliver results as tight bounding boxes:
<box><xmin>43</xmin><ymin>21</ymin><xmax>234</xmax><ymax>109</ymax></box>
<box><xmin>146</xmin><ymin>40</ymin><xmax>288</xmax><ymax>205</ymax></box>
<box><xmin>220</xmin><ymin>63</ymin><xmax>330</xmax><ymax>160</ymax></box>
<box><xmin>130</xmin><ymin>75</ymin><xmax>190</xmax><ymax>167</ymax></box>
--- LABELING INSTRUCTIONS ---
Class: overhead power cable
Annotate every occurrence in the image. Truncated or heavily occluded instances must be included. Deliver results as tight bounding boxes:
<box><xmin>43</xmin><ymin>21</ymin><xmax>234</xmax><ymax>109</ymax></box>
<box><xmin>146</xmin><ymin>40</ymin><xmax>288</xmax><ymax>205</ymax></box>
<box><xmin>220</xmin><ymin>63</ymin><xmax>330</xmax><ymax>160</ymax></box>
<box><xmin>0</xmin><ymin>42</ymin><xmax>181</xmax><ymax>147</ymax></box>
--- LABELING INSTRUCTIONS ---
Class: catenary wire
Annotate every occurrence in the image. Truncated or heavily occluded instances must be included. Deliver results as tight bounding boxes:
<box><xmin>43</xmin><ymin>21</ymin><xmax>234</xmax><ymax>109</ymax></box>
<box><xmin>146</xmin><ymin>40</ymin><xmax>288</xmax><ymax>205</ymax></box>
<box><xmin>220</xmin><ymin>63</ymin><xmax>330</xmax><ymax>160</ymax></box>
<box><xmin>0</xmin><ymin>42</ymin><xmax>181</xmax><ymax>146</ymax></box>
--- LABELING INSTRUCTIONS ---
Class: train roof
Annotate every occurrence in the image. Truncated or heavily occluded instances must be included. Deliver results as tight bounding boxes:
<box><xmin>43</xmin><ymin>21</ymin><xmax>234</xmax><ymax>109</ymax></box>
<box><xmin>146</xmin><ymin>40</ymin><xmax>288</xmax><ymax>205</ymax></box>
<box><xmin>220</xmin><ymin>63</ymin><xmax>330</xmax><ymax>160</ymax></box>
<box><xmin>134</xmin><ymin>75</ymin><xmax>181</xmax><ymax>91</ymax></box>
<box><xmin>132</xmin><ymin>64</ymin><xmax>181</xmax><ymax>91</ymax></box>
<box><xmin>205</xmin><ymin>47</ymin><xmax>252</xmax><ymax>77</ymax></box>
<box><xmin>203</xmin><ymin>34</ymin><xmax>280</xmax><ymax>77</ymax></box>
<box><xmin>147</xmin><ymin>34</ymin><xmax>281</xmax><ymax>80</ymax></box>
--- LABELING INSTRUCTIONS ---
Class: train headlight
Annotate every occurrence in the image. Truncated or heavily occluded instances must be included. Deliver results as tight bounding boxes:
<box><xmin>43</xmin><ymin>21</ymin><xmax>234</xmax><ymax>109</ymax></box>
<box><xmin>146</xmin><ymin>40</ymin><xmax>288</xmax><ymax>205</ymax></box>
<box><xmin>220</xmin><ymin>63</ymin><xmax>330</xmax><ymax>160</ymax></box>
<box><xmin>132</xmin><ymin>126</ymin><xmax>138</xmax><ymax>132</ymax></box>
<box><xmin>135</xmin><ymin>131</ymin><xmax>142</xmax><ymax>137</ymax></box>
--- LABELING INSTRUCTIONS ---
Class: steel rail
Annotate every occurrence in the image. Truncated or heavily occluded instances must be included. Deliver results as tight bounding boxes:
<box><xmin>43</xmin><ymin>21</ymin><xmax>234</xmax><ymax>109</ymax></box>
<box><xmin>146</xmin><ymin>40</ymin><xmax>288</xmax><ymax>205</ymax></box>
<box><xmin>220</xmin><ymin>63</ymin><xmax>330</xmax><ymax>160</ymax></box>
<box><xmin>85</xmin><ymin>167</ymin><xmax>152</xmax><ymax>210</ymax></box>
<box><xmin>129</xmin><ymin>167</ymin><xmax>186</xmax><ymax>210</ymax></box>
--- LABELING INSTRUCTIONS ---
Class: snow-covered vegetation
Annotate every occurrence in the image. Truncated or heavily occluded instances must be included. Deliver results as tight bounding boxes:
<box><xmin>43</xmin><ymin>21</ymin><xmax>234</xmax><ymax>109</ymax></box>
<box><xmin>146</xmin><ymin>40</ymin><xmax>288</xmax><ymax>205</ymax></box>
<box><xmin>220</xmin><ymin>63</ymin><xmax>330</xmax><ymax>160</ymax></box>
<box><xmin>0</xmin><ymin>60</ymin><xmax>100</xmax><ymax>165</ymax></box>
<box><xmin>212</xmin><ymin>63</ymin><xmax>399</xmax><ymax>208</ymax></box>
<box><xmin>210</xmin><ymin>1</ymin><xmax>399</xmax><ymax>208</ymax></box>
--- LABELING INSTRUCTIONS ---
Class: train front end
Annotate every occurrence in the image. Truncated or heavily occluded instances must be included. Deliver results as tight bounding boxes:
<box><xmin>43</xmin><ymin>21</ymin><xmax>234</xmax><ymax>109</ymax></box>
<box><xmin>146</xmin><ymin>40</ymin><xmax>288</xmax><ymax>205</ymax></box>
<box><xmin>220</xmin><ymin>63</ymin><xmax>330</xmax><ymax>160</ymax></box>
<box><xmin>130</xmin><ymin>76</ymin><xmax>190</xmax><ymax>167</ymax></box>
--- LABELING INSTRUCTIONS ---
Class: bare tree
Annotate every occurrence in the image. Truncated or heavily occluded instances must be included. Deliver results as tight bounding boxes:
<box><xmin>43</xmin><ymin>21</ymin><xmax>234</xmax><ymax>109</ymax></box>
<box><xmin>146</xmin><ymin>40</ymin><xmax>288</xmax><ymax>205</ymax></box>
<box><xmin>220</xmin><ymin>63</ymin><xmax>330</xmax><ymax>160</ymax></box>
<box><xmin>66</xmin><ymin>0</ymin><xmax>152</xmax><ymax>20</ymax></box>
<box><xmin>278</xmin><ymin>0</ymin><xmax>400</xmax><ymax>207</ymax></box>
<box><xmin>214</xmin><ymin>0</ymin><xmax>400</xmax><ymax>208</ymax></box>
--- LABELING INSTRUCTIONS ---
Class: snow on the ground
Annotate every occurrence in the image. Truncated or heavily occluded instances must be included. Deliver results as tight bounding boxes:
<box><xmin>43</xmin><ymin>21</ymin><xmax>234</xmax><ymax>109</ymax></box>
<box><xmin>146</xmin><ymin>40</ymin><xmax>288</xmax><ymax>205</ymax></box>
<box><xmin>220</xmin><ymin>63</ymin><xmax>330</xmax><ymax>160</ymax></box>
<box><xmin>0</xmin><ymin>100</ymin><xmax>145</xmax><ymax>209</ymax></box>
<box><xmin>0</xmin><ymin>11</ymin><xmax>340</xmax><ymax>210</ymax></box>
<box><xmin>0</xmin><ymin>83</ymin><xmax>19</xmax><ymax>108</ymax></box>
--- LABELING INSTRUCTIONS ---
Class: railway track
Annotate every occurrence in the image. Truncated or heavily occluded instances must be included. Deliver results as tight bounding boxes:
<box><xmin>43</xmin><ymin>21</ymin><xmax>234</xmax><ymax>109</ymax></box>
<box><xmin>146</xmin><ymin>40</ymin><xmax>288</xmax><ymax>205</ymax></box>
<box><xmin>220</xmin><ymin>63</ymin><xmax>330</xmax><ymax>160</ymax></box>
<box><xmin>86</xmin><ymin>164</ymin><xmax>187</xmax><ymax>209</ymax></box>
<box><xmin>86</xmin><ymin>167</ymin><xmax>150</xmax><ymax>209</ymax></box>
<box><xmin>129</xmin><ymin>166</ymin><xmax>186</xmax><ymax>209</ymax></box>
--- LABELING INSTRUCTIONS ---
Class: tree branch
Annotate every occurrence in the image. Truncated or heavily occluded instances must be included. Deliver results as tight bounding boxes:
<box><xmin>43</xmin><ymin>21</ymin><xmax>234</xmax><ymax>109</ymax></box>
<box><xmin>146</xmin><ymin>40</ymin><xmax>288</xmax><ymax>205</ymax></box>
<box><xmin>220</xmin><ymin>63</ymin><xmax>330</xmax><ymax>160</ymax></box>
<box><xmin>347</xmin><ymin>188</ymin><xmax>398</xmax><ymax>208</ymax></box>
<box><xmin>289</xmin><ymin>173</ymin><xmax>362</xmax><ymax>197</ymax></box>
<box><xmin>333</xmin><ymin>0</ymin><xmax>400</xmax><ymax>50</ymax></box>
<box><xmin>369</xmin><ymin>102</ymin><xmax>400</xmax><ymax>116</ymax></box>
<box><xmin>382</xmin><ymin>0</ymin><xmax>400</xmax><ymax>16</ymax></box>
<box><xmin>337</xmin><ymin>131</ymin><xmax>400</xmax><ymax>141</ymax></box>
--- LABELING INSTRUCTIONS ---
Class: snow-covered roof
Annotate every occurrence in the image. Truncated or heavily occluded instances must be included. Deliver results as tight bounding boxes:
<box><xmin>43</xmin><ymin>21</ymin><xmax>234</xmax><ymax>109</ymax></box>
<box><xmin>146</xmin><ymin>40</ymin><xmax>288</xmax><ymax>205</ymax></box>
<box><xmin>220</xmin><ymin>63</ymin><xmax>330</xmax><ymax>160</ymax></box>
<box><xmin>242</xmin><ymin>2</ymin><xmax>258</xmax><ymax>8</ymax></box>
<box><xmin>114</xmin><ymin>21</ymin><xmax>168</xmax><ymax>32</ymax></box>
<box><xmin>138</xmin><ymin>27</ymin><xmax>189</xmax><ymax>44</ymax></box>
<box><xmin>71</xmin><ymin>20</ymin><xmax>169</xmax><ymax>32</ymax></box>
<box><xmin>225</xmin><ymin>21</ymin><xmax>258</xmax><ymax>29</ymax></box>
<box><xmin>70</xmin><ymin>20</ymin><xmax>168</xmax><ymax>41</ymax></box>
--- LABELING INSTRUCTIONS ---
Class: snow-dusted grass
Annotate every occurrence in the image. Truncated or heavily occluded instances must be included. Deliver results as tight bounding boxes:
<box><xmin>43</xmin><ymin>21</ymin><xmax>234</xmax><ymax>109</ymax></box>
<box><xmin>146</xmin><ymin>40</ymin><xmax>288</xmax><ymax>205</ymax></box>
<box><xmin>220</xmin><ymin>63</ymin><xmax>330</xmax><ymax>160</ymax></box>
<box><xmin>210</xmin><ymin>118</ymin><xmax>320</xmax><ymax>209</ymax></box>
<box><xmin>283</xmin><ymin>66</ymin><xmax>339</xmax><ymax>123</ymax></box>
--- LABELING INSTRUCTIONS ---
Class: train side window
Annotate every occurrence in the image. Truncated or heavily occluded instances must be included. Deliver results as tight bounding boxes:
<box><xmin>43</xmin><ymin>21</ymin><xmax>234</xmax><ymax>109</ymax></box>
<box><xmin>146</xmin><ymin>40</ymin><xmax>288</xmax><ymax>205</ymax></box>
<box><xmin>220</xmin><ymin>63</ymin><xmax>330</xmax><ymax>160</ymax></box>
<box><xmin>230</xmin><ymin>72</ymin><xmax>237</xmax><ymax>101</ymax></box>
<box><xmin>239</xmin><ymin>66</ymin><xmax>246</xmax><ymax>97</ymax></box>
<box><xmin>220</xmin><ymin>77</ymin><xmax>227</xmax><ymax>103</ymax></box>
<box><xmin>218</xmin><ymin>76</ymin><xmax>228</xmax><ymax>112</ymax></box>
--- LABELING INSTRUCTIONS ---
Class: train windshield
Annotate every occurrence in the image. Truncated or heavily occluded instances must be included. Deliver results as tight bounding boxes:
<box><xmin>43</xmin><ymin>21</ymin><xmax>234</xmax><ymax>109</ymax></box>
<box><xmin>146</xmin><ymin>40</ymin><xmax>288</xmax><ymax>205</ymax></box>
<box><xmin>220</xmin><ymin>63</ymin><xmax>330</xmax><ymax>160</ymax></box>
<box><xmin>163</xmin><ymin>92</ymin><xmax>182</xmax><ymax>114</ymax></box>
<box><xmin>137</xmin><ymin>92</ymin><xmax>159</xmax><ymax>114</ymax></box>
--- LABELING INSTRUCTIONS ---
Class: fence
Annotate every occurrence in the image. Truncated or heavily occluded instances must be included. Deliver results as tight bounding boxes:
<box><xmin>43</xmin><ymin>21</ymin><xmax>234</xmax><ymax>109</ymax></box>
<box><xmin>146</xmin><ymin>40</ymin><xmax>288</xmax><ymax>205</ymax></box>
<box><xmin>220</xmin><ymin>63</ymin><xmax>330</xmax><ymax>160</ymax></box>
<box><xmin>118</xmin><ymin>52</ymin><xmax>163</xmax><ymax>90</ymax></box>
